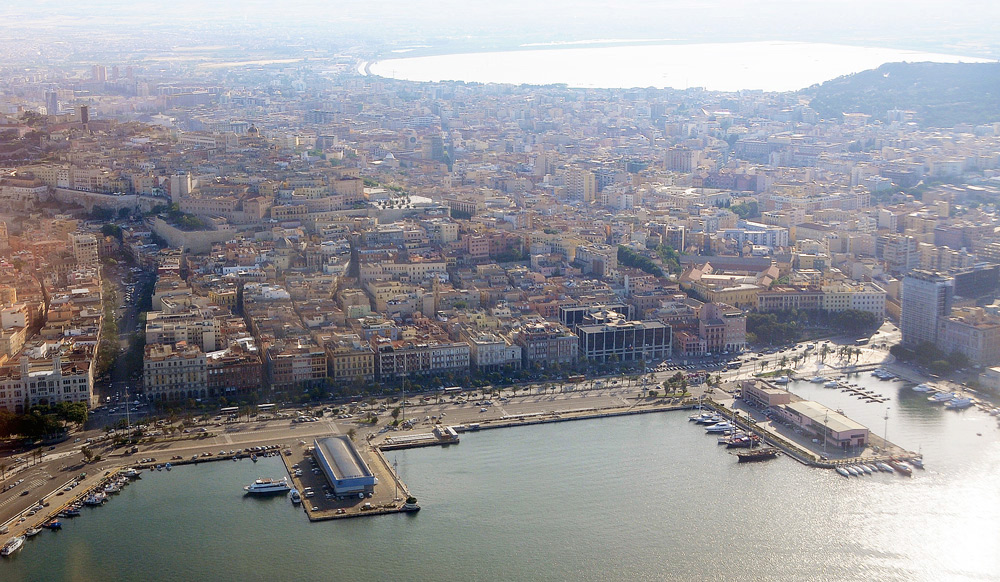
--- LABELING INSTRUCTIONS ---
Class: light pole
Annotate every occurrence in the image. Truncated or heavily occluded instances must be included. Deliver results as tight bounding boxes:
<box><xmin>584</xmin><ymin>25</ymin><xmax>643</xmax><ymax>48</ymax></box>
<box><xmin>823</xmin><ymin>410</ymin><xmax>828</xmax><ymax>456</ymax></box>
<box><xmin>883</xmin><ymin>407</ymin><xmax>890</xmax><ymax>453</ymax></box>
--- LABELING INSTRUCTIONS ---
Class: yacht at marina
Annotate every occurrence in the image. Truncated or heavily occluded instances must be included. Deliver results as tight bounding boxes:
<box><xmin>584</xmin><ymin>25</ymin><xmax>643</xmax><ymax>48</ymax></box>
<box><xmin>2</xmin><ymin>535</ymin><xmax>25</xmax><ymax>557</ymax></box>
<box><xmin>244</xmin><ymin>478</ymin><xmax>291</xmax><ymax>495</ymax></box>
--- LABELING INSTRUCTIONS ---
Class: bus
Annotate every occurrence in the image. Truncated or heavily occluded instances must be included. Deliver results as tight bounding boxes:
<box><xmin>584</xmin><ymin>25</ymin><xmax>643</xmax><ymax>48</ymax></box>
<box><xmin>567</xmin><ymin>375</ymin><xmax>585</xmax><ymax>383</ymax></box>
<box><xmin>856</xmin><ymin>338</ymin><xmax>869</xmax><ymax>346</ymax></box>
<box><xmin>442</xmin><ymin>386</ymin><xmax>463</xmax><ymax>395</ymax></box>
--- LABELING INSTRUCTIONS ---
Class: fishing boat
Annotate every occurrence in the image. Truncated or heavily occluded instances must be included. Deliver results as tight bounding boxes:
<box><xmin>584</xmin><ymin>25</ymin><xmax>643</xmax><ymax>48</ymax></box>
<box><xmin>734</xmin><ymin>410</ymin><xmax>780</xmax><ymax>462</ymax></box>
<box><xmin>290</xmin><ymin>489</ymin><xmax>301</xmax><ymax>504</ymax></box>
<box><xmin>736</xmin><ymin>447</ymin><xmax>780</xmax><ymax>463</ymax></box>
<box><xmin>124</xmin><ymin>468</ymin><xmax>142</xmax><ymax>479</ymax></box>
<box><xmin>888</xmin><ymin>459</ymin><xmax>913</xmax><ymax>476</ymax></box>
<box><xmin>42</xmin><ymin>520</ymin><xmax>61</xmax><ymax>530</ymax></box>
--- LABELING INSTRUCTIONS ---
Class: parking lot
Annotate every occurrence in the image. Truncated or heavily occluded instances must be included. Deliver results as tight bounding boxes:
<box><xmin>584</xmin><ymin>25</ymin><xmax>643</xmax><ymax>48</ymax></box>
<box><xmin>281</xmin><ymin>442</ymin><xmax>405</xmax><ymax>520</ymax></box>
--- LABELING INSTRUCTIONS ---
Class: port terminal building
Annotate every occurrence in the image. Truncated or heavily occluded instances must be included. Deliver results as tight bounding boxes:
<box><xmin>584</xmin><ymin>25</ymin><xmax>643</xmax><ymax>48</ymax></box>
<box><xmin>739</xmin><ymin>381</ymin><xmax>869</xmax><ymax>450</ymax></box>
<box><xmin>778</xmin><ymin>401</ymin><xmax>869</xmax><ymax>450</ymax></box>
<box><xmin>313</xmin><ymin>436</ymin><xmax>378</xmax><ymax>497</ymax></box>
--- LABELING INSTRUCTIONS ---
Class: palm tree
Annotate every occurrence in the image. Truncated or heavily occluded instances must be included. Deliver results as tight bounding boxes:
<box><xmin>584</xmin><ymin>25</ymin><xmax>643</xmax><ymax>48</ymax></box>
<box><xmin>779</xmin><ymin>355</ymin><xmax>788</xmax><ymax>370</ymax></box>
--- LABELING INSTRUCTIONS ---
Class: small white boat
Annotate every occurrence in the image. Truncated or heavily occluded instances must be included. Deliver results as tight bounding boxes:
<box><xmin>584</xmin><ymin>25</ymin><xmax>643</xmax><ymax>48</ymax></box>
<box><xmin>858</xmin><ymin>464</ymin><xmax>872</xmax><ymax>475</ymax></box>
<box><xmin>836</xmin><ymin>466</ymin><xmax>850</xmax><ymax>477</ymax></box>
<box><xmin>846</xmin><ymin>466</ymin><xmax>860</xmax><ymax>476</ymax></box>
<box><xmin>927</xmin><ymin>392</ymin><xmax>957</xmax><ymax>404</ymax></box>
<box><xmin>809</xmin><ymin>376</ymin><xmax>827</xmax><ymax>383</ymax></box>
<box><xmin>824</xmin><ymin>381</ymin><xmax>840</xmax><ymax>388</ymax></box>
<box><xmin>876</xmin><ymin>462</ymin><xmax>894</xmax><ymax>473</ymax></box>
<box><xmin>911</xmin><ymin>383</ymin><xmax>933</xmax><ymax>393</ymax></box>
<box><xmin>773</xmin><ymin>376</ymin><xmax>790</xmax><ymax>384</ymax></box>
<box><xmin>290</xmin><ymin>489</ymin><xmax>301</xmax><ymax>504</ymax></box>
<box><xmin>24</xmin><ymin>527</ymin><xmax>41</xmax><ymax>538</ymax></box>
<box><xmin>945</xmin><ymin>397</ymin><xmax>974</xmax><ymax>410</ymax></box>
<box><xmin>689</xmin><ymin>411</ymin><xmax>715</xmax><ymax>423</ymax></box>
<box><xmin>705</xmin><ymin>422</ymin><xmax>735</xmax><ymax>434</ymax></box>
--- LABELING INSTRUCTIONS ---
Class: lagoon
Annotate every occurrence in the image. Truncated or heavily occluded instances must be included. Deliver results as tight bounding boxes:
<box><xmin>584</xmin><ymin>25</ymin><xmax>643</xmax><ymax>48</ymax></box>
<box><xmin>368</xmin><ymin>41</ymin><xmax>993</xmax><ymax>92</ymax></box>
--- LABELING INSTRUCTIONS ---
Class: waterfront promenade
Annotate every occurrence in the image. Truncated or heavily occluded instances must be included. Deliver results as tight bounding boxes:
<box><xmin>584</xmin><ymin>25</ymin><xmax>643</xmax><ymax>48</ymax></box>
<box><xmin>3</xmin><ymin>333</ymin><xmax>950</xmax><ymax>531</ymax></box>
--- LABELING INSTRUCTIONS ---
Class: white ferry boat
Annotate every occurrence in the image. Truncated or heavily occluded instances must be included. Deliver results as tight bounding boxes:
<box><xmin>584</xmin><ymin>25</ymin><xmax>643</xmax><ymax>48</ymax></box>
<box><xmin>244</xmin><ymin>478</ymin><xmax>291</xmax><ymax>495</ymax></box>
<box><xmin>2</xmin><ymin>535</ymin><xmax>25</xmax><ymax>557</ymax></box>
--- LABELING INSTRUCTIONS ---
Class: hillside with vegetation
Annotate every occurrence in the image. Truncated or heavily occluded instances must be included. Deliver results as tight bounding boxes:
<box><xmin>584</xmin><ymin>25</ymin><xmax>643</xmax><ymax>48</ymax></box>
<box><xmin>803</xmin><ymin>62</ymin><xmax>1000</xmax><ymax>128</ymax></box>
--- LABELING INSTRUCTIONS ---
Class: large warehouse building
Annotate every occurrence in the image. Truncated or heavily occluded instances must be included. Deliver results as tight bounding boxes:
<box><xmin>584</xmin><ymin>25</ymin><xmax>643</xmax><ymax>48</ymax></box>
<box><xmin>313</xmin><ymin>436</ymin><xmax>378</xmax><ymax>497</ymax></box>
<box><xmin>778</xmin><ymin>401</ymin><xmax>869</xmax><ymax>450</ymax></box>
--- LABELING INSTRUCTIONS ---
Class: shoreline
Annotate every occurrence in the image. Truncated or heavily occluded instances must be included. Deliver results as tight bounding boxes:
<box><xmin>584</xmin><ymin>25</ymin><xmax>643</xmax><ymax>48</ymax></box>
<box><xmin>4</xmin><ymin>354</ymin><xmax>986</xmax><ymax>533</ymax></box>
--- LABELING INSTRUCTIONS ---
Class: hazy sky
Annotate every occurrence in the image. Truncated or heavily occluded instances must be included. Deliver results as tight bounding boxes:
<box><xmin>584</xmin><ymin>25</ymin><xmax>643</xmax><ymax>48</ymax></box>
<box><xmin>4</xmin><ymin>1</ymin><xmax>1000</xmax><ymax>59</ymax></box>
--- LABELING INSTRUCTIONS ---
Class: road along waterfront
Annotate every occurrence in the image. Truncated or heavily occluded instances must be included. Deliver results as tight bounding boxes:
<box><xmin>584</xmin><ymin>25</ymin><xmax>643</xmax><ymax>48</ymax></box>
<box><xmin>2</xmin><ymin>398</ymin><xmax>998</xmax><ymax>581</ymax></box>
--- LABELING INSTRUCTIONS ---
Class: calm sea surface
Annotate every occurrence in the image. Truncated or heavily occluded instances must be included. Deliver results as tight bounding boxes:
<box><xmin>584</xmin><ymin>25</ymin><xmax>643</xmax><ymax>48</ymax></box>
<box><xmin>367</xmin><ymin>41</ymin><xmax>994</xmax><ymax>92</ymax></box>
<box><xmin>4</xmin><ymin>374</ymin><xmax>999</xmax><ymax>582</ymax></box>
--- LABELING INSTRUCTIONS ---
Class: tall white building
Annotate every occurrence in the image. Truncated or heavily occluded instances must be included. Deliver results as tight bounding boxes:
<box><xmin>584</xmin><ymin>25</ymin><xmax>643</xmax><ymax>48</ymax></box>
<box><xmin>901</xmin><ymin>270</ymin><xmax>953</xmax><ymax>347</ymax></box>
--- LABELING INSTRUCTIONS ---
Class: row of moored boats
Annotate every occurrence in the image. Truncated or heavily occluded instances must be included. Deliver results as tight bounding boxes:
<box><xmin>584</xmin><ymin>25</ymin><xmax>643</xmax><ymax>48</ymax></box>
<box><xmin>834</xmin><ymin>457</ymin><xmax>922</xmax><ymax>478</ymax></box>
<box><xmin>2</xmin><ymin>468</ymin><xmax>142</xmax><ymax>558</ymax></box>
<box><xmin>912</xmin><ymin>384</ymin><xmax>976</xmax><ymax>409</ymax></box>
<box><xmin>689</xmin><ymin>410</ymin><xmax>780</xmax><ymax>462</ymax></box>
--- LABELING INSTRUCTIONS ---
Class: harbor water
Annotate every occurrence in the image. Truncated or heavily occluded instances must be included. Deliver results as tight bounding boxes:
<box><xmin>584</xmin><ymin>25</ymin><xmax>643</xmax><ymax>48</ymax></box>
<box><xmin>4</xmin><ymin>373</ymin><xmax>999</xmax><ymax>581</ymax></box>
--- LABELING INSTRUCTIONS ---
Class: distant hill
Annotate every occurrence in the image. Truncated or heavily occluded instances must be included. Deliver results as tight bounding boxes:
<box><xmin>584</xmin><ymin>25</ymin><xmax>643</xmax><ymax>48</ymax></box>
<box><xmin>803</xmin><ymin>62</ymin><xmax>1000</xmax><ymax>128</ymax></box>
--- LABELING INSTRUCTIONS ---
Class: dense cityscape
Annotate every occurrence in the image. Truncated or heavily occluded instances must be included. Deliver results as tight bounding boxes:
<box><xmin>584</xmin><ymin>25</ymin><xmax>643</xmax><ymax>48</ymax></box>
<box><xmin>1</xmin><ymin>3</ymin><xmax>999</xmax><ymax>580</ymax></box>
<box><xmin>3</xmin><ymin>51</ymin><xmax>1000</xmax><ymax>414</ymax></box>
